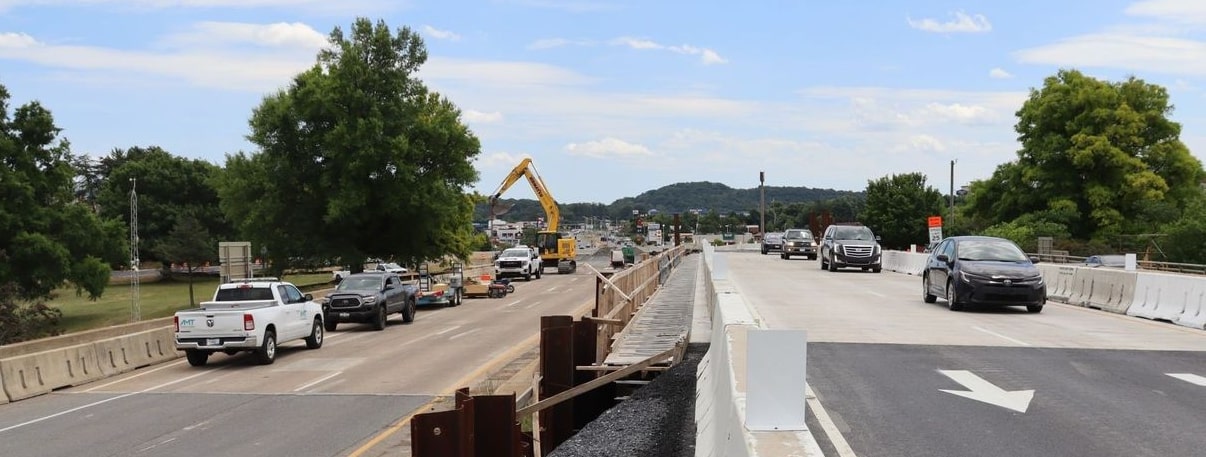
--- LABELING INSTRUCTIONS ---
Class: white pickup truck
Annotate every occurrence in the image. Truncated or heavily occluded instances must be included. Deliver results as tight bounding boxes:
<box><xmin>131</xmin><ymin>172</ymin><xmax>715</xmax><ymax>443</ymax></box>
<box><xmin>174</xmin><ymin>279</ymin><xmax>325</xmax><ymax>367</ymax></box>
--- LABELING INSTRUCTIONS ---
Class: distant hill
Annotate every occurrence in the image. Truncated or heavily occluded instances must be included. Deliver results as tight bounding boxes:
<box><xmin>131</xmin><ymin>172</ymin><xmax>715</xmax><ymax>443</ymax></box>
<box><xmin>475</xmin><ymin>181</ymin><xmax>862</xmax><ymax>222</ymax></box>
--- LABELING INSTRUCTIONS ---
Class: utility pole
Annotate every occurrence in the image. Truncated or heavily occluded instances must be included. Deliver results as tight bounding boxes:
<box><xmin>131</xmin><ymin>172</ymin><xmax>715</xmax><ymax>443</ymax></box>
<box><xmin>759</xmin><ymin>171</ymin><xmax>766</xmax><ymax>236</ymax></box>
<box><xmin>949</xmin><ymin>159</ymin><xmax>956</xmax><ymax>233</ymax></box>
<box><xmin>129</xmin><ymin>177</ymin><xmax>141</xmax><ymax>322</ymax></box>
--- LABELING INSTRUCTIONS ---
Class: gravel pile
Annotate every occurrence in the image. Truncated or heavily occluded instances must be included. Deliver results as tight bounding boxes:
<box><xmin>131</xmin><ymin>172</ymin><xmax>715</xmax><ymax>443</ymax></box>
<box><xmin>547</xmin><ymin>342</ymin><xmax>709</xmax><ymax>457</ymax></box>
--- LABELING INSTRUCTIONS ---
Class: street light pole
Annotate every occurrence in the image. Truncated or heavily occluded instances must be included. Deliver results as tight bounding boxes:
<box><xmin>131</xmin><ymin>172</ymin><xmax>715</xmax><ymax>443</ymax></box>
<box><xmin>759</xmin><ymin>171</ymin><xmax>766</xmax><ymax>236</ymax></box>
<box><xmin>949</xmin><ymin>159</ymin><xmax>956</xmax><ymax>232</ymax></box>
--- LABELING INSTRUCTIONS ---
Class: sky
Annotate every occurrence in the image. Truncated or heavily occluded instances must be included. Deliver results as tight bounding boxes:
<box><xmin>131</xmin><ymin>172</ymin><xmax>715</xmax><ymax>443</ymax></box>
<box><xmin>3</xmin><ymin>0</ymin><xmax>1206</xmax><ymax>205</ymax></box>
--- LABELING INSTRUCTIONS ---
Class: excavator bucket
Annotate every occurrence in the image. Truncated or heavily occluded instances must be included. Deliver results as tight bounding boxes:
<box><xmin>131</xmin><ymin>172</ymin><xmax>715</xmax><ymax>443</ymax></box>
<box><xmin>488</xmin><ymin>195</ymin><xmax>514</xmax><ymax>217</ymax></box>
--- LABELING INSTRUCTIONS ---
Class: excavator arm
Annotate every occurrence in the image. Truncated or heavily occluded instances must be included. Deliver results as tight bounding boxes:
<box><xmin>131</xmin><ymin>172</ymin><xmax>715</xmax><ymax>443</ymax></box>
<box><xmin>487</xmin><ymin>157</ymin><xmax>560</xmax><ymax>232</ymax></box>
<box><xmin>487</xmin><ymin>157</ymin><xmax>576</xmax><ymax>274</ymax></box>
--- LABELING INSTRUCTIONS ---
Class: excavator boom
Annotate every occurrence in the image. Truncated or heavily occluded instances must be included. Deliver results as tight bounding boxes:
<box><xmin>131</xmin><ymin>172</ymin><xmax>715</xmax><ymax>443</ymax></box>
<box><xmin>487</xmin><ymin>157</ymin><xmax>576</xmax><ymax>273</ymax></box>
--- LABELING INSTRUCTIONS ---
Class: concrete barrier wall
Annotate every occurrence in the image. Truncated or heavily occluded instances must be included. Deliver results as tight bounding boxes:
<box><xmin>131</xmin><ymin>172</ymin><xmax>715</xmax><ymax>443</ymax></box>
<box><xmin>1127</xmin><ymin>271</ymin><xmax>1206</xmax><ymax>329</ymax></box>
<box><xmin>883</xmin><ymin>251</ymin><xmax>927</xmax><ymax>276</ymax></box>
<box><xmin>0</xmin><ymin>326</ymin><xmax>180</xmax><ymax>402</ymax></box>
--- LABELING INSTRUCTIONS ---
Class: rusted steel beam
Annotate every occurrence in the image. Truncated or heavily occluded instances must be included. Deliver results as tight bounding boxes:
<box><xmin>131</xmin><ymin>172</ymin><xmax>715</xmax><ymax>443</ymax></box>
<box><xmin>518</xmin><ymin>347</ymin><xmax>676</xmax><ymax>418</ymax></box>
<box><xmin>539</xmin><ymin>315</ymin><xmax>575</xmax><ymax>456</ymax></box>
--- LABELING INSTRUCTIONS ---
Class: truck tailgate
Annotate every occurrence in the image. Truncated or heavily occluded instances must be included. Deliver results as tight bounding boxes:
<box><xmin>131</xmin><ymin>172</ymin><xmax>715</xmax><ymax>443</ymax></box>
<box><xmin>176</xmin><ymin>310</ymin><xmax>252</xmax><ymax>338</ymax></box>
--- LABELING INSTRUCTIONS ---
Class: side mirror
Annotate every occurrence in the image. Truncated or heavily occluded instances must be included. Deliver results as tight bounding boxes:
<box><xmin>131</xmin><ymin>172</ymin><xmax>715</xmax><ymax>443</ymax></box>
<box><xmin>1029</xmin><ymin>256</ymin><xmax>1041</xmax><ymax>264</ymax></box>
<box><xmin>875</xmin><ymin>235</ymin><xmax>882</xmax><ymax>241</ymax></box>
<box><xmin>304</xmin><ymin>294</ymin><xmax>314</xmax><ymax>301</ymax></box>
<box><xmin>936</xmin><ymin>254</ymin><xmax>950</xmax><ymax>263</ymax></box>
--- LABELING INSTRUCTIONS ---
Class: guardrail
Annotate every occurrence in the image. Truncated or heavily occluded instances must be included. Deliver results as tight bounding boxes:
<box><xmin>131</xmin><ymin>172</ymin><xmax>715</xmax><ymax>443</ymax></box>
<box><xmin>1029</xmin><ymin>253</ymin><xmax>1206</xmax><ymax>276</ymax></box>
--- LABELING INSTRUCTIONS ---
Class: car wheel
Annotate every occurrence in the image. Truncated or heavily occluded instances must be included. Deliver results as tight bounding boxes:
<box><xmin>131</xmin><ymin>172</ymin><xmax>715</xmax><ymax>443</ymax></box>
<box><xmin>305</xmin><ymin>318</ymin><xmax>324</xmax><ymax>349</ymax></box>
<box><xmin>761</xmin><ymin>248</ymin><xmax>767</xmax><ymax>255</ymax></box>
<box><xmin>1026</xmin><ymin>305</ymin><xmax>1043</xmax><ymax>313</ymax></box>
<box><xmin>324</xmin><ymin>317</ymin><xmax>338</xmax><ymax>332</ymax></box>
<box><xmin>525</xmin><ymin>272</ymin><xmax>532</xmax><ymax>281</ymax></box>
<box><xmin>372</xmin><ymin>305</ymin><xmax>387</xmax><ymax>331</ymax></box>
<box><xmin>255</xmin><ymin>330</ymin><xmax>276</xmax><ymax>365</ymax></box>
<box><xmin>402</xmin><ymin>299</ymin><xmax>416</xmax><ymax>323</ymax></box>
<box><xmin>828</xmin><ymin>255</ymin><xmax>839</xmax><ymax>272</ymax></box>
<box><xmin>872</xmin><ymin>266</ymin><xmax>882</xmax><ymax>273</ymax></box>
<box><xmin>923</xmin><ymin>276</ymin><xmax>937</xmax><ymax>303</ymax></box>
<box><xmin>808</xmin><ymin>255</ymin><xmax>817</xmax><ymax>260</ymax></box>
<box><xmin>185</xmin><ymin>350</ymin><xmax>209</xmax><ymax>367</ymax></box>
<box><xmin>820</xmin><ymin>256</ymin><xmax>827</xmax><ymax>269</ymax></box>
<box><xmin>946</xmin><ymin>281</ymin><xmax>964</xmax><ymax>311</ymax></box>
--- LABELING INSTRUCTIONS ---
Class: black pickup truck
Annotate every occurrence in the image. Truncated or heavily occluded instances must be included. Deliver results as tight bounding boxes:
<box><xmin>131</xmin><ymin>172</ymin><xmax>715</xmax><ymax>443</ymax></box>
<box><xmin>321</xmin><ymin>272</ymin><xmax>417</xmax><ymax>331</ymax></box>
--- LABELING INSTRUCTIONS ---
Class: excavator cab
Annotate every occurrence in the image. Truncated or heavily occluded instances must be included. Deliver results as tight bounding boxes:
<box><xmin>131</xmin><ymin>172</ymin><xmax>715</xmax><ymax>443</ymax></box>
<box><xmin>536</xmin><ymin>231</ymin><xmax>577</xmax><ymax>273</ymax></box>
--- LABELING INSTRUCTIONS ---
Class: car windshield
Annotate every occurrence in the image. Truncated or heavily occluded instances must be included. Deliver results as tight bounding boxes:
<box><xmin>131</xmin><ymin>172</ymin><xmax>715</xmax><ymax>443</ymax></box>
<box><xmin>783</xmin><ymin>230</ymin><xmax>808</xmax><ymax>240</ymax></box>
<box><xmin>337</xmin><ymin>276</ymin><xmax>381</xmax><ymax>290</ymax></box>
<box><xmin>956</xmin><ymin>240</ymin><xmax>1029</xmax><ymax>262</ymax></box>
<box><xmin>765</xmin><ymin>233</ymin><xmax>784</xmax><ymax>241</ymax></box>
<box><xmin>380</xmin><ymin>263</ymin><xmax>403</xmax><ymax>270</ymax></box>
<box><xmin>501</xmin><ymin>249</ymin><xmax>529</xmax><ymax>257</ymax></box>
<box><xmin>832</xmin><ymin>226</ymin><xmax>874</xmax><ymax>240</ymax></box>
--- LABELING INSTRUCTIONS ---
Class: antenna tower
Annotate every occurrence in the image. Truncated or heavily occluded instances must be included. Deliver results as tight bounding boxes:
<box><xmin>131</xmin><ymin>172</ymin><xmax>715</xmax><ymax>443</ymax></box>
<box><xmin>129</xmin><ymin>178</ymin><xmax>141</xmax><ymax>322</ymax></box>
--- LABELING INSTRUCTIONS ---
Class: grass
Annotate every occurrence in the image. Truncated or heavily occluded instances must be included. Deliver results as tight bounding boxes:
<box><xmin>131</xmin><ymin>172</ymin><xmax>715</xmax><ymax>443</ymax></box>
<box><xmin>51</xmin><ymin>272</ymin><xmax>334</xmax><ymax>334</ymax></box>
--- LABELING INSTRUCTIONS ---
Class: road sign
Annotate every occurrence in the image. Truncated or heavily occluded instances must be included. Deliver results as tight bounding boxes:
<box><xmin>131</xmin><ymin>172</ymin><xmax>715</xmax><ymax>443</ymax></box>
<box><xmin>928</xmin><ymin>216</ymin><xmax>943</xmax><ymax>228</ymax></box>
<box><xmin>928</xmin><ymin>227</ymin><xmax>943</xmax><ymax>243</ymax></box>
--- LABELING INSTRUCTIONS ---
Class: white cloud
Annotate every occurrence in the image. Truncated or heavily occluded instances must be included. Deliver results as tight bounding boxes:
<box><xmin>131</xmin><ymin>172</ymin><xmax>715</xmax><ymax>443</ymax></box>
<box><xmin>422</xmin><ymin>25</ymin><xmax>462</xmax><ymax>41</ymax></box>
<box><xmin>989</xmin><ymin>67</ymin><xmax>1013</xmax><ymax>79</ymax></box>
<box><xmin>907</xmin><ymin>11</ymin><xmax>992</xmax><ymax>33</ymax></box>
<box><xmin>610</xmin><ymin>36</ymin><xmax>727</xmax><ymax>65</ymax></box>
<box><xmin>0</xmin><ymin>32</ymin><xmax>37</xmax><ymax>48</ymax></box>
<box><xmin>565</xmin><ymin>137</ymin><xmax>653</xmax><ymax>158</ymax></box>
<box><xmin>1014</xmin><ymin>33</ymin><xmax>1206</xmax><ymax>76</ymax></box>
<box><xmin>161</xmin><ymin>22</ymin><xmax>328</xmax><ymax>49</ymax></box>
<box><xmin>1125</xmin><ymin>0</ymin><xmax>1206</xmax><ymax>24</ymax></box>
<box><xmin>463</xmin><ymin>109</ymin><xmax>503</xmax><ymax>124</ymax></box>
<box><xmin>920</xmin><ymin>102</ymin><xmax>998</xmax><ymax>124</ymax></box>
<box><xmin>893</xmin><ymin>134</ymin><xmax>947</xmax><ymax>153</ymax></box>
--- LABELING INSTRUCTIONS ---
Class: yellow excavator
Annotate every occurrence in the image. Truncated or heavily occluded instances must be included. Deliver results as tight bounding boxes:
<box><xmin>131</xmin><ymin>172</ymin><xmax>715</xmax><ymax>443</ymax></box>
<box><xmin>488</xmin><ymin>157</ymin><xmax>577</xmax><ymax>274</ymax></box>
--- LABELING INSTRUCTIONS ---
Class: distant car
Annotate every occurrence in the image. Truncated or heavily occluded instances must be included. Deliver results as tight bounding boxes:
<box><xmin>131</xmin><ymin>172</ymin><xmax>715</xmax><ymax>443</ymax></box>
<box><xmin>922</xmin><ymin>236</ymin><xmax>1046</xmax><ymax>313</ymax></box>
<box><xmin>1082</xmin><ymin>255</ymin><xmax>1126</xmax><ymax>268</ymax></box>
<box><xmin>780</xmin><ymin>228</ymin><xmax>817</xmax><ymax>260</ymax></box>
<box><xmin>761</xmin><ymin>232</ymin><xmax>784</xmax><ymax>255</ymax></box>
<box><xmin>375</xmin><ymin>262</ymin><xmax>408</xmax><ymax>274</ymax></box>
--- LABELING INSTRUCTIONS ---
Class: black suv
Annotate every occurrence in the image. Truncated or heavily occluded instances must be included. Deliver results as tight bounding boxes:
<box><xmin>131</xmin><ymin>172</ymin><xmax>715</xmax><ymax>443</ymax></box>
<box><xmin>819</xmin><ymin>224</ymin><xmax>882</xmax><ymax>272</ymax></box>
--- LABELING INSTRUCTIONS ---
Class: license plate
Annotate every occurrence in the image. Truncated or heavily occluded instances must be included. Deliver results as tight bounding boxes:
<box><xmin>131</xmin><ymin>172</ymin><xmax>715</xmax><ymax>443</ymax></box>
<box><xmin>339</xmin><ymin>312</ymin><xmax>351</xmax><ymax>318</ymax></box>
<box><xmin>206</xmin><ymin>338</ymin><xmax>219</xmax><ymax>346</ymax></box>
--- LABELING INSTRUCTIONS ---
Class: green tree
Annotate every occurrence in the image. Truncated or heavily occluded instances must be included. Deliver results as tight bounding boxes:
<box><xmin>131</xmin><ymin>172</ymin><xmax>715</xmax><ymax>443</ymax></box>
<box><xmin>967</xmin><ymin>69</ymin><xmax>1204</xmax><ymax>240</ymax></box>
<box><xmin>156</xmin><ymin>212</ymin><xmax>216</xmax><ymax>307</ymax></box>
<box><xmin>95</xmin><ymin>146</ymin><xmax>232</xmax><ymax>263</ymax></box>
<box><xmin>1160</xmin><ymin>190</ymin><xmax>1206</xmax><ymax>263</ymax></box>
<box><xmin>0</xmin><ymin>83</ymin><xmax>127</xmax><ymax>343</ymax></box>
<box><xmin>215</xmin><ymin>18</ymin><xmax>481</xmax><ymax>274</ymax></box>
<box><xmin>861</xmin><ymin>172</ymin><xmax>945</xmax><ymax>249</ymax></box>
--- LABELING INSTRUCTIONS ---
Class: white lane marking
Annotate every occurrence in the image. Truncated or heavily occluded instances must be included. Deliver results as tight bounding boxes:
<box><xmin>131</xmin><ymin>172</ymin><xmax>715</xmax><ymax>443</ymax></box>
<box><xmin>449</xmin><ymin>328</ymin><xmax>480</xmax><ymax>340</ymax></box>
<box><xmin>864</xmin><ymin>290</ymin><xmax>885</xmax><ymax>298</ymax></box>
<box><xmin>503</xmin><ymin>300</ymin><xmax>523</xmax><ymax>308</ymax></box>
<box><xmin>1</xmin><ymin>369</ymin><xmax>215</xmax><ymax>434</ymax></box>
<box><xmin>805</xmin><ymin>384</ymin><xmax>859</xmax><ymax>457</ymax></box>
<box><xmin>972</xmin><ymin>326</ymin><xmax>1031</xmax><ymax>346</ymax></box>
<box><xmin>1168</xmin><ymin>373</ymin><xmax>1206</xmax><ymax>386</ymax></box>
<box><xmin>546</xmin><ymin>286</ymin><xmax>560</xmax><ymax>292</ymax></box>
<box><xmin>84</xmin><ymin>359</ymin><xmax>186</xmax><ymax>392</ymax></box>
<box><xmin>294</xmin><ymin>372</ymin><xmax>342</xmax><ymax>392</ymax></box>
<box><xmin>938</xmin><ymin>370</ymin><xmax>1034</xmax><ymax>413</ymax></box>
<box><xmin>524</xmin><ymin>300</ymin><xmax>543</xmax><ymax>310</ymax></box>
<box><xmin>435</xmin><ymin>325</ymin><xmax>462</xmax><ymax>335</ymax></box>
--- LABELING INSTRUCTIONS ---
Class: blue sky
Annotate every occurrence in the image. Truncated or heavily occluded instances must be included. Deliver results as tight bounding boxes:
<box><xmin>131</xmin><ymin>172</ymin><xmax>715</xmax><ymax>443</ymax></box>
<box><xmin>3</xmin><ymin>0</ymin><xmax>1206</xmax><ymax>204</ymax></box>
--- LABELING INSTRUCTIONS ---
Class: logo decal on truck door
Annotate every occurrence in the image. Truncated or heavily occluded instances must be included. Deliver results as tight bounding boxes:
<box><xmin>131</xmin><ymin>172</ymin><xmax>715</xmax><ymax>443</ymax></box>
<box><xmin>206</xmin><ymin>319</ymin><xmax>214</xmax><ymax>327</ymax></box>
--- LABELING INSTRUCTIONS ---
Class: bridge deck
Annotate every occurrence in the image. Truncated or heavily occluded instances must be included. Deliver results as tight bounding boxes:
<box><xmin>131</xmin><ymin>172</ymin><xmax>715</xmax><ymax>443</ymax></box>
<box><xmin>604</xmin><ymin>255</ymin><xmax>700</xmax><ymax>366</ymax></box>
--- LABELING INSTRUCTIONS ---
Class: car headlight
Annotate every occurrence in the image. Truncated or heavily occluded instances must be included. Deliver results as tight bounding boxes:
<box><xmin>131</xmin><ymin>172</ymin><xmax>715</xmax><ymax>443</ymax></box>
<box><xmin>960</xmin><ymin>271</ymin><xmax>989</xmax><ymax>283</ymax></box>
<box><xmin>873</xmin><ymin>244</ymin><xmax>881</xmax><ymax>254</ymax></box>
<box><xmin>363</xmin><ymin>296</ymin><xmax>377</xmax><ymax>304</ymax></box>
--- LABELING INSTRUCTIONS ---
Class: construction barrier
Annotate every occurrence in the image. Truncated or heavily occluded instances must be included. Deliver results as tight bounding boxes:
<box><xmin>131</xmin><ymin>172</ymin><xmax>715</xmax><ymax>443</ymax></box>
<box><xmin>93</xmin><ymin>327</ymin><xmax>180</xmax><ymax>377</ymax></box>
<box><xmin>695</xmin><ymin>242</ymin><xmax>757</xmax><ymax>457</ymax></box>
<box><xmin>1173</xmin><ymin>278</ymin><xmax>1206</xmax><ymax>330</ymax></box>
<box><xmin>1076</xmin><ymin>268</ymin><xmax>1138</xmax><ymax>313</ymax></box>
<box><xmin>0</xmin><ymin>326</ymin><xmax>180</xmax><ymax>402</ymax></box>
<box><xmin>882</xmin><ymin>251</ymin><xmax>927</xmax><ymax>276</ymax></box>
<box><xmin>0</xmin><ymin>343</ymin><xmax>105</xmax><ymax>401</ymax></box>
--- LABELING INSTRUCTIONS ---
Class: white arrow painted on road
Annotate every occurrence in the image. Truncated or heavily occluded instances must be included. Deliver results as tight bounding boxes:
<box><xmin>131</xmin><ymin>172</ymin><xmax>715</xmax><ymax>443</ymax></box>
<box><xmin>938</xmin><ymin>370</ymin><xmax>1034</xmax><ymax>413</ymax></box>
<box><xmin>1168</xmin><ymin>373</ymin><xmax>1206</xmax><ymax>386</ymax></box>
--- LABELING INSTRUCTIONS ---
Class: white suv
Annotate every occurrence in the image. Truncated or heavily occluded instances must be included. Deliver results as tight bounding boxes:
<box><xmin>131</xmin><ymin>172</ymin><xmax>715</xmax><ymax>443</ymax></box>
<box><xmin>494</xmin><ymin>246</ymin><xmax>543</xmax><ymax>281</ymax></box>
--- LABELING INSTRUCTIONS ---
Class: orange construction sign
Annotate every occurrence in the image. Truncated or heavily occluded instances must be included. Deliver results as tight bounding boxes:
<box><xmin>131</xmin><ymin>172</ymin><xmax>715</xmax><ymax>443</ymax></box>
<box><xmin>928</xmin><ymin>216</ymin><xmax>943</xmax><ymax>228</ymax></box>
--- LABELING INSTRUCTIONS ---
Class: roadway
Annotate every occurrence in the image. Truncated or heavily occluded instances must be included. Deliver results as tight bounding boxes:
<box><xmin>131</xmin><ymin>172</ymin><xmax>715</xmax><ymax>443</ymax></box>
<box><xmin>0</xmin><ymin>257</ymin><xmax>610</xmax><ymax>457</ymax></box>
<box><xmin>724</xmin><ymin>250</ymin><xmax>1206</xmax><ymax>457</ymax></box>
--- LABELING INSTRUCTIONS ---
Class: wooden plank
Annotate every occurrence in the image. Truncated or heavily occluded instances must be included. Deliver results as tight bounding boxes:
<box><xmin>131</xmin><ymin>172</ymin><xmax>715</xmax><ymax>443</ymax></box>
<box><xmin>518</xmin><ymin>347</ymin><xmax>676</xmax><ymax>418</ymax></box>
